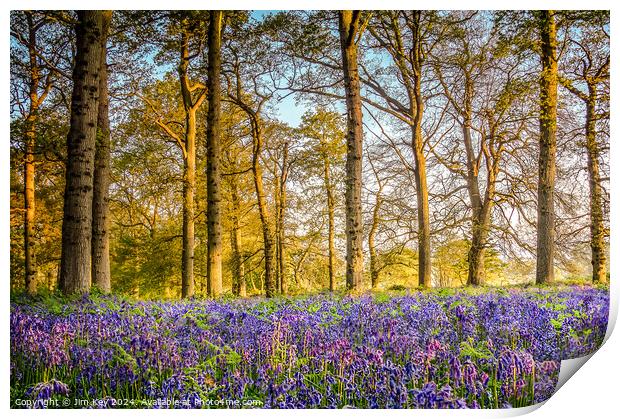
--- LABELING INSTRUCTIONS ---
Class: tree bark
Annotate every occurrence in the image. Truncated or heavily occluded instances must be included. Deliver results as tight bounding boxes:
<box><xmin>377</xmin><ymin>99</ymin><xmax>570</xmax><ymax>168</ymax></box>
<box><xmin>177</xmin><ymin>30</ymin><xmax>208</xmax><ymax>298</ymax></box>
<box><xmin>585</xmin><ymin>85</ymin><xmax>607</xmax><ymax>283</ymax></box>
<box><xmin>181</xmin><ymin>109</ymin><xmax>196</xmax><ymax>298</ymax></box>
<box><xmin>23</xmin><ymin>13</ymin><xmax>42</xmax><ymax>294</ymax></box>
<box><xmin>274</xmin><ymin>169</ymin><xmax>281</xmax><ymax>294</ymax></box>
<box><xmin>369</xmin><ymin>188</ymin><xmax>383</xmax><ymax>289</ymax></box>
<box><xmin>463</xmin><ymin>116</ymin><xmax>484</xmax><ymax>287</ymax></box>
<box><xmin>321</xmin><ymin>140</ymin><xmax>336</xmax><ymax>292</ymax></box>
<box><xmin>338</xmin><ymin>10</ymin><xmax>365</xmax><ymax>291</ymax></box>
<box><xmin>226</xmin><ymin>71</ymin><xmax>274</xmax><ymax>297</ymax></box>
<box><xmin>536</xmin><ymin>10</ymin><xmax>558</xmax><ymax>285</ymax></box>
<box><xmin>412</xmin><ymin>121</ymin><xmax>431</xmax><ymax>288</ymax></box>
<box><xmin>252</xmin><ymin>124</ymin><xmax>275</xmax><ymax>298</ymax></box>
<box><xmin>60</xmin><ymin>11</ymin><xmax>104</xmax><ymax>295</ymax></box>
<box><xmin>91</xmin><ymin>10</ymin><xmax>112</xmax><ymax>293</ymax></box>
<box><xmin>229</xmin><ymin>174</ymin><xmax>246</xmax><ymax>297</ymax></box>
<box><xmin>24</xmin><ymin>110</ymin><xmax>37</xmax><ymax>294</ymax></box>
<box><xmin>206</xmin><ymin>10</ymin><xmax>223</xmax><ymax>297</ymax></box>
<box><xmin>277</xmin><ymin>141</ymin><xmax>289</xmax><ymax>294</ymax></box>
<box><xmin>408</xmin><ymin>12</ymin><xmax>432</xmax><ymax>289</ymax></box>
<box><xmin>460</xmin><ymin>80</ymin><xmax>487</xmax><ymax>287</ymax></box>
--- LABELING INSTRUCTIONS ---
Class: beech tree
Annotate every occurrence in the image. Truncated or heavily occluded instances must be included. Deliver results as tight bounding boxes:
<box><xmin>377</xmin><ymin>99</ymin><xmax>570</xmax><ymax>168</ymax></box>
<box><xmin>266</xmin><ymin>124</ymin><xmax>294</xmax><ymax>294</ymax></box>
<box><xmin>431</xmin><ymin>11</ymin><xmax>530</xmax><ymax>286</ymax></box>
<box><xmin>536</xmin><ymin>10</ymin><xmax>559</xmax><ymax>285</ymax></box>
<box><xmin>10</xmin><ymin>12</ymin><xmax>59</xmax><ymax>294</ymax></box>
<box><xmin>223</xmin><ymin>15</ymin><xmax>278</xmax><ymax>297</ymax></box>
<box><xmin>59</xmin><ymin>11</ymin><xmax>106</xmax><ymax>294</ymax></box>
<box><xmin>206</xmin><ymin>10</ymin><xmax>224</xmax><ymax>296</ymax></box>
<box><xmin>338</xmin><ymin>10</ymin><xmax>366</xmax><ymax>291</ymax></box>
<box><xmin>298</xmin><ymin>108</ymin><xmax>346</xmax><ymax>292</ymax></box>
<box><xmin>559</xmin><ymin>11</ymin><xmax>609</xmax><ymax>283</ymax></box>
<box><xmin>142</xmin><ymin>13</ymin><xmax>208</xmax><ymax>298</ymax></box>
<box><xmin>92</xmin><ymin>11</ymin><xmax>113</xmax><ymax>292</ymax></box>
<box><xmin>363</xmin><ymin>11</ymin><xmax>438</xmax><ymax>288</ymax></box>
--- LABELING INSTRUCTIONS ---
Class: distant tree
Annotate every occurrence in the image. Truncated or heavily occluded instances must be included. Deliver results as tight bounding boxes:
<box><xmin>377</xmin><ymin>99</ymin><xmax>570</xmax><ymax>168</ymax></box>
<box><xmin>265</xmin><ymin>123</ymin><xmax>295</xmax><ymax>294</ymax></box>
<box><xmin>298</xmin><ymin>108</ymin><xmax>346</xmax><ymax>292</ymax></box>
<box><xmin>220</xmin><ymin>103</ymin><xmax>253</xmax><ymax>297</ymax></box>
<box><xmin>367</xmin><ymin>151</ymin><xmax>387</xmax><ymax>289</ymax></box>
<box><xmin>141</xmin><ymin>13</ymin><xmax>208</xmax><ymax>298</ymax></box>
<box><xmin>223</xmin><ymin>14</ymin><xmax>278</xmax><ymax>297</ymax></box>
<box><xmin>431</xmin><ymin>11</ymin><xmax>530</xmax><ymax>286</ymax></box>
<box><xmin>364</xmin><ymin>11</ymin><xmax>439</xmax><ymax>288</ymax></box>
<box><xmin>559</xmin><ymin>11</ymin><xmax>609</xmax><ymax>283</ymax></box>
<box><xmin>10</xmin><ymin>11</ymin><xmax>68</xmax><ymax>293</ymax></box>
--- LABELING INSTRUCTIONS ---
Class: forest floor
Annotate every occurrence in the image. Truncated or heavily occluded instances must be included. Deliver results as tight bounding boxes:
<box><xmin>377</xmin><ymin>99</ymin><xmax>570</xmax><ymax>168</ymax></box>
<box><xmin>10</xmin><ymin>285</ymin><xmax>609</xmax><ymax>409</ymax></box>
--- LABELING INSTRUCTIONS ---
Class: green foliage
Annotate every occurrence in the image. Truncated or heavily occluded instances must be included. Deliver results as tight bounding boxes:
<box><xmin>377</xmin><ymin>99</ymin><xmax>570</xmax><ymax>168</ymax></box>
<box><xmin>459</xmin><ymin>338</ymin><xmax>496</xmax><ymax>361</ymax></box>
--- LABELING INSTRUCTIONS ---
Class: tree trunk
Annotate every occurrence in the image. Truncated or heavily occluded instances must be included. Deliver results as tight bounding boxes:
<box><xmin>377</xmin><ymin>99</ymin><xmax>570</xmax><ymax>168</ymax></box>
<box><xmin>462</xmin><ymin>112</ymin><xmax>484</xmax><ymax>287</ymax></box>
<box><xmin>91</xmin><ymin>10</ymin><xmax>112</xmax><ymax>293</ymax></box>
<box><xmin>369</xmin><ymin>185</ymin><xmax>383</xmax><ymax>289</ymax></box>
<box><xmin>412</xmin><ymin>120</ymin><xmax>431</xmax><ymax>288</ymax></box>
<box><xmin>24</xmin><ymin>35</ymin><xmax>38</xmax><ymax>294</ymax></box>
<box><xmin>24</xmin><ymin>110</ymin><xmax>36</xmax><ymax>294</ymax></box>
<box><xmin>585</xmin><ymin>84</ymin><xmax>607</xmax><ymax>283</ymax></box>
<box><xmin>277</xmin><ymin>141</ymin><xmax>289</xmax><ymax>294</ymax></box>
<box><xmin>407</xmin><ymin>12</ymin><xmax>432</xmax><ymax>289</ymax></box>
<box><xmin>23</xmin><ymin>12</ymin><xmax>48</xmax><ymax>295</ymax></box>
<box><xmin>206</xmin><ymin>11</ymin><xmax>223</xmax><ymax>297</ymax></box>
<box><xmin>181</xmin><ymin>109</ymin><xmax>196</xmax><ymax>298</ymax></box>
<box><xmin>338</xmin><ymin>11</ymin><xmax>365</xmax><ymax>291</ymax></box>
<box><xmin>59</xmin><ymin>11</ymin><xmax>104</xmax><ymax>295</ymax></box>
<box><xmin>468</xmin><ymin>204</ymin><xmax>491</xmax><ymax>288</ymax></box>
<box><xmin>251</xmin><ymin>124</ymin><xmax>275</xmax><ymax>298</ymax></box>
<box><xmin>536</xmin><ymin>10</ymin><xmax>558</xmax><ymax>285</ymax></box>
<box><xmin>321</xmin><ymin>144</ymin><xmax>336</xmax><ymax>292</ymax></box>
<box><xmin>274</xmin><ymin>170</ymin><xmax>281</xmax><ymax>294</ymax></box>
<box><xmin>229</xmin><ymin>176</ymin><xmax>246</xmax><ymax>297</ymax></box>
<box><xmin>177</xmin><ymin>29</ymin><xmax>207</xmax><ymax>298</ymax></box>
<box><xmin>368</xmin><ymin>208</ymin><xmax>379</xmax><ymax>289</ymax></box>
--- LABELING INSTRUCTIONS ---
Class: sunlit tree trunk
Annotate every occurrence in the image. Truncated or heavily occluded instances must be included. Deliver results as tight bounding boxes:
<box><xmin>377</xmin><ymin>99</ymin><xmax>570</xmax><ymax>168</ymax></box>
<box><xmin>23</xmin><ymin>13</ymin><xmax>42</xmax><ymax>294</ymax></box>
<box><xmin>252</xmin><ymin>124</ymin><xmax>276</xmax><ymax>298</ymax></box>
<box><xmin>463</xmin><ymin>115</ymin><xmax>484</xmax><ymax>286</ymax></box>
<box><xmin>536</xmin><ymin>10</ymin><xmax>558</xmax><ymax>285</ymax></box>
<box><xmin>408</xmin><ymin>12</ymin><xmax>432</xmax><ymax>289</ymax></box>
<box><xmin>459</xmin><ymin>77</ymin><xmax>486</xmax><ymax>287</ymax></box>
<box><xmin>206</xmin><ymin>10</ymin><xmax>224</xmax><ymax>297</ymax></box>
<box><xmin>276</xmin><ymin>141</ymin><xmax>289</xmax><ymax>294</ymax></box>
<box><xmin>60</xmin><ymin>11</ymin><xmax>104</xmax><ymax>294</ymax></box>
<box><xmin>320</xmin><ymin>141</ymin><xmax>336</xmax><ymax>292</ymax></box>
<box><xmin>368</xmin><ymin>188</ymin><xmax>383</xmax><ymax>289</ymax></box>
<box><xmin>178</xmin><ymin>34</ymin><xmax>195</xmax><ymax>298</ymax></box>
<box><xmin>226</xmin><ymin>66</ymin><xmax>274</xmax><ymax>297</ymax></box>
<box><xmin>412</xmin><ymin>123</ymin><xmax>431</xmax><ymax>289</ymax></box>
<box><xmin>92</xmin><ymin>10</ymin><xmax>112</xmax><ymax>293</ymax></box>
<box><xmin>338</xmin><ymin>10</ymin><xmax>364</xmax><ymax>291</ymax></box>
<box><xmin>274</xmin><ymin>166</ymin><xmax>281</xmax><ymax>294</ymax></box>
<box><xmin>181</xmin><ymin>108</ymin><xmax>196</xmax><ymax>298</ymax></box>
<box><xmin>584</xmin><ymin>85</ymin><xmax>607</xmax><ymax>283</ymax></box>
<box><xmin>177</xmin><ymin>29</ymin><xmax>208</xmax><ymax>298</ymax></box>
<box><xmin>229</xmin><ymin>175</ymin><xmax>246</xmax><ymax>297</ymax></box>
